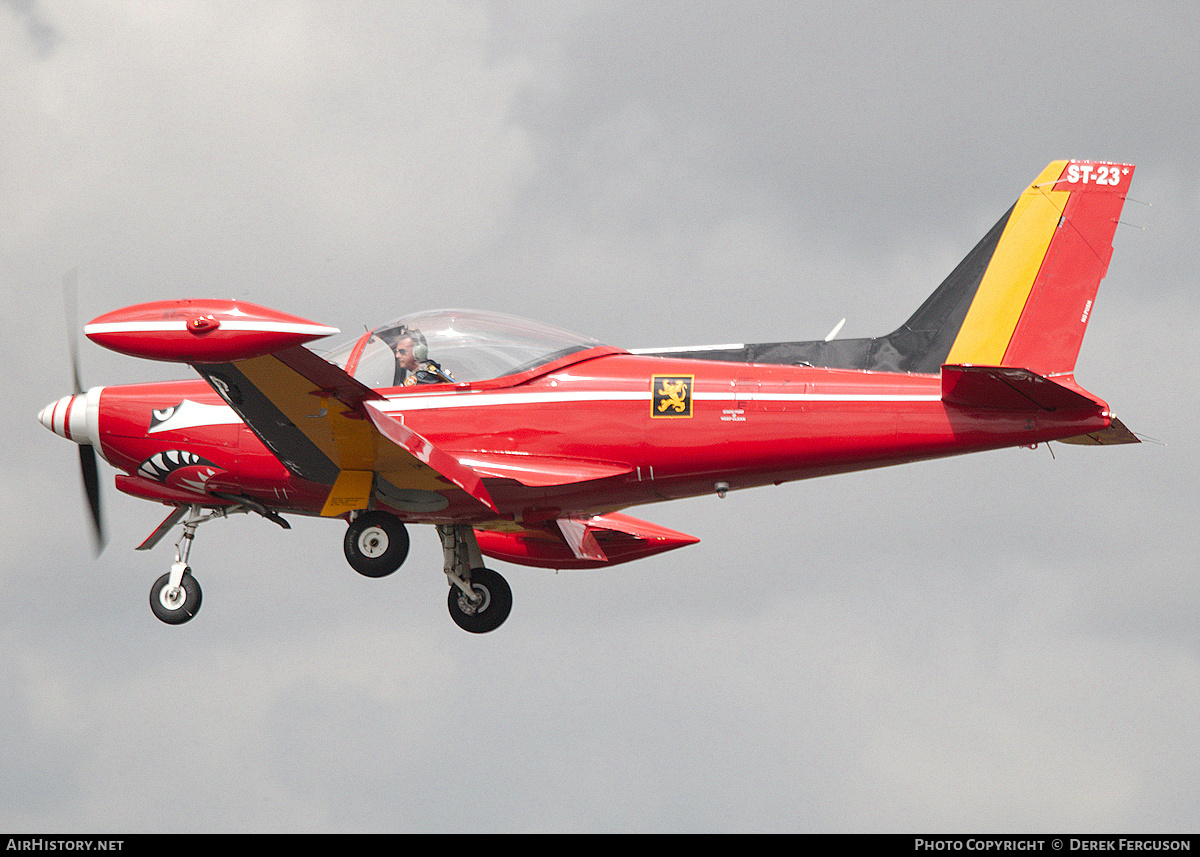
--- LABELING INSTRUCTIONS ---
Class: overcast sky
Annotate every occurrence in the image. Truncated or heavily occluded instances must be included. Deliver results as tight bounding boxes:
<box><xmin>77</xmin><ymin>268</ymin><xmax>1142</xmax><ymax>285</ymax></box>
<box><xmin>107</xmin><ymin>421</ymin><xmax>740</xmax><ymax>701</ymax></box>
<box><xmin>3</xmin><ymin>1</ymin><xmax>1198</xmax><ymax>833</ymax></box>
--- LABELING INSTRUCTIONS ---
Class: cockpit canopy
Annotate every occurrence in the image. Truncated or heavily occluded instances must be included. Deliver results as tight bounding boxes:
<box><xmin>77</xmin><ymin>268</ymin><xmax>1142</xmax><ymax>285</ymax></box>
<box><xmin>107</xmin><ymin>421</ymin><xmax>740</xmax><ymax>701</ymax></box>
<box><xmin>325</xmin><ymin>309</ymin><xmax>611</xmax><ymax>389</ymax></box>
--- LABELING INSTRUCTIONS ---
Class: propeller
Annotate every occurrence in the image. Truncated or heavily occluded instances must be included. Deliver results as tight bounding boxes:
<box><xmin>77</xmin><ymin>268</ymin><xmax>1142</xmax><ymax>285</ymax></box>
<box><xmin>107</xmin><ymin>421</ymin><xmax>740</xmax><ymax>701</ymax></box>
<box><xmin>62</xmin><ymin>269</ymin><xmax>106</xmax><ymax>553</ymax></box>
<box><xmin>79</xmin><ymin>443</ymin><xmax>105</xmax><ymax>551</ymax></box>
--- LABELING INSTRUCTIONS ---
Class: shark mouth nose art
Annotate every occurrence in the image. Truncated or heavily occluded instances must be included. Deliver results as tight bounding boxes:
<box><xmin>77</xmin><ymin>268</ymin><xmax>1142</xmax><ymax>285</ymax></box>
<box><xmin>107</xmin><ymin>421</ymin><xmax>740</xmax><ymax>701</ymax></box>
<box><xmin>137</xmin><ymin>449</ymin><xmax>217</xmax><ymax>483</ymax></box>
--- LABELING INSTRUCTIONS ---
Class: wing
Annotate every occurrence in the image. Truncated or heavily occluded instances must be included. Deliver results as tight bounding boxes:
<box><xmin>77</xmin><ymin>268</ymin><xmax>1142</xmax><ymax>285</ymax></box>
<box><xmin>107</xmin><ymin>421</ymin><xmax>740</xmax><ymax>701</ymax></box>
<box><xmin>196</xmin><ymin>346</ymin><xmax>500</xmax><ymax>517</ymax></box>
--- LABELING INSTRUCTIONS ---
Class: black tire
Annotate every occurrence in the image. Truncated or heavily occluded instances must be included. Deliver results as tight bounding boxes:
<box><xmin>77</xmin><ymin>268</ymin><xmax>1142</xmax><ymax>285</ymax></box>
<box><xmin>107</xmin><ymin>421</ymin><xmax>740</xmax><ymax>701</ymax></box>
<box><xmin>150</xmin><ymin>570</ymin><xmax>202</xmax><ymax>625</ymax></box>
<box><xmin>447</xmin><ymin>567</ymin><xmax>512</xmax><ymax>633</ymax></box>
<box><xmin>344</xmin><ymin>511</ymin><xmax>410</xmax><ymax>577</ymax></box>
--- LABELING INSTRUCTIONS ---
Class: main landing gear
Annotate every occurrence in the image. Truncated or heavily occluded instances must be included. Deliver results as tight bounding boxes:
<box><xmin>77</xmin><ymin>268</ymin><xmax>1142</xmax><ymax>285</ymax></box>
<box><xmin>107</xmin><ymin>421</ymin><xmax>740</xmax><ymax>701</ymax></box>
<box><xmin>343</xmin><ymin>513</ymin><xmax>512</xmax><ymax>633</ymax></box>
<box><xmin>142</xmin><ymin>505</ymin><xmax>512</xmax><ymax>633</ymax></box>
<box><xmin>437</xmin><ymin>524</ymin><xmax>512</xmax><ymax>634</ymax></box>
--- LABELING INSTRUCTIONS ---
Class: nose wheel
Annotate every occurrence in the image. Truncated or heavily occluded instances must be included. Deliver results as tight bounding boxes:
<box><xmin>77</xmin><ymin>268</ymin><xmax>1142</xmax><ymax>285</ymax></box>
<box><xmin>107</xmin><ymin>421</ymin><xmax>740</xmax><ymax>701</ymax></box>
<box><xmin>150</xmin><ymin>565</ymin><xmax>202</xmax><ymax>625</ymax></box>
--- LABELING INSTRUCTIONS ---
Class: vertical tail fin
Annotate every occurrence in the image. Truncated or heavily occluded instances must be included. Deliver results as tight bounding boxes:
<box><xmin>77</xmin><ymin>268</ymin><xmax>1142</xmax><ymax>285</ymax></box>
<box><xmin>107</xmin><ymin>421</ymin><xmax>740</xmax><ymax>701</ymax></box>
<box><xmin>942</xmin><ymin>160</ymin><xmax>1135</xmax><ymax>376</ymax></box>
<box><xmin>638</xmin><ymin>161</ymin><xmax>1136</xmax><ymax>377</ymax></box>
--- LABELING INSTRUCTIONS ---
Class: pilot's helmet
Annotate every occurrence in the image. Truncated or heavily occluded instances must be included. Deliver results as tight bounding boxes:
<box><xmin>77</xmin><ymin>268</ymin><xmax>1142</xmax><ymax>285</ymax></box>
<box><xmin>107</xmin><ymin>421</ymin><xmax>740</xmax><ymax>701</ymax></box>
<box><xmin>390</xmin><ymin>325</ymin><xmax>429</xmax><ymax>361</ymax></box>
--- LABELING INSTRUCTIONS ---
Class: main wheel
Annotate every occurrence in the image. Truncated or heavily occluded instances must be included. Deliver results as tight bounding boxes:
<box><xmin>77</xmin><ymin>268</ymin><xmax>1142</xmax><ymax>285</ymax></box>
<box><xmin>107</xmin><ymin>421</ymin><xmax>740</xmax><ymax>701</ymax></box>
<box><xmin>447</xmin><ymin>567</ymin><xmax>512</xmax><ymax>634</ymax></box>
<box><xmin>344</xmin><ymin>512</ymin><xmax>410</xmax><ymax>577</ymax></box>
<box><xmin>150</xmin><ymin>570</ymin><xmax>202</xmax><ymax>625</ymax></box>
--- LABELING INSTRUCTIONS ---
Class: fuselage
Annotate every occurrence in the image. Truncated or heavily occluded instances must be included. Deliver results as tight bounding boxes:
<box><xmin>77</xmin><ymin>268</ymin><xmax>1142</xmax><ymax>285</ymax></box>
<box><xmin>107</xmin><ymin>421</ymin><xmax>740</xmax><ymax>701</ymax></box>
<box><xmin>74</xmin><ymin>351</ymin><xmax>1110</xmax><ymax>525</ymax></box>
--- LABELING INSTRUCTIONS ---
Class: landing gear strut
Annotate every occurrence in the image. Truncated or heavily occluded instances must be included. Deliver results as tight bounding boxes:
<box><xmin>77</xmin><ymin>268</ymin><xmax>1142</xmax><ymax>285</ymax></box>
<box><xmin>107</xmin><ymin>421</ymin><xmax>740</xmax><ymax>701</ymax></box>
<box><xmin>148</xmin><ymin>504</ymin><xmax>214</xmax><ymax>625</ymax></box>
<box><xmin>438</xmin><ymin>524</ymin><xmax>511</xmax><ymax>633</ymax></box>
<box><xmin>139</xmin><ymin>497</ymin><xmax>288</xmax><ymax>626</ymax></box>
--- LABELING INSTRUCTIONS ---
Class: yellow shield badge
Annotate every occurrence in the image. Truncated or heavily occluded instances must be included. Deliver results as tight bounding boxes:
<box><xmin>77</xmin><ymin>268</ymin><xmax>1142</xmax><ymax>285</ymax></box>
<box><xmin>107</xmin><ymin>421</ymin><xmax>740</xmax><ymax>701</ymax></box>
<box><xmin>652</xmin><ymin>375</ymin><xmax>694</xmax><ymax>418</ymax></box>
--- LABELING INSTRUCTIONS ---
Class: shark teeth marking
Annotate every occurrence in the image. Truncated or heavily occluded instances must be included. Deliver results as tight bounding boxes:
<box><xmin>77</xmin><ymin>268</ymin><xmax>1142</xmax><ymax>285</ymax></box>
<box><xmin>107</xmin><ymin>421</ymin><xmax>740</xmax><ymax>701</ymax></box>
<box><xmin>179</xmin><ymin>468</ymin><xmax>218</xmax><ymax>493</ymax></box>
<box><xmin>137</xmin><ymin>450</ymin><xmax>216</xmax><ymax>483</ymax></box>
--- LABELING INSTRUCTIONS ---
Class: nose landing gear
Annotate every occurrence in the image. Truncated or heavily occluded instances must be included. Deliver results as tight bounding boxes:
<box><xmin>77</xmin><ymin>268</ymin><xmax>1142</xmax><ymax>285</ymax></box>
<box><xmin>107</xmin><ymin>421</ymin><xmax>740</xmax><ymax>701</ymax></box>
<box><xmin>143</xmin><ymin>503</ymin><xmax>223</xmax><ymax>625</ymax></box>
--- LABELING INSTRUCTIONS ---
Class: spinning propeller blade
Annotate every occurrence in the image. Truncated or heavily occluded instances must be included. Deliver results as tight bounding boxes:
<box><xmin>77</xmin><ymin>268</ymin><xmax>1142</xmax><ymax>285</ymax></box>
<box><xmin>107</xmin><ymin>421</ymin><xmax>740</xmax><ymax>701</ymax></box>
<box><xmin>79</xmin><ymin>443</ymin><xmax>105</xmax><ymax>552</ymax></box>
<box><xmin>64</xmin><ymin>269</ymin><xmax>83</xmax><ymax>394</ymax></box>
<box><xmin>63</xmin><ymin>270</ymin><xmax>107</xmax><ymax>553</ymax></box>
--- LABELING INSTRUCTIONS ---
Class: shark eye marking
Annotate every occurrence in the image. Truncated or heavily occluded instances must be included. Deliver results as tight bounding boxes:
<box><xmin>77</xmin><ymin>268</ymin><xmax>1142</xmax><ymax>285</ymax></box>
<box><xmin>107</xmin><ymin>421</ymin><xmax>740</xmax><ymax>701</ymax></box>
<box><xmin>150</xmin><ymin>405</ymin><xmax>178</xmax><ymax>428</ymax></box>
<box><xmin>137</xmin><ymin>449</ymin><xmax>216</xmax><ymax>483</ymax></box>
<box><xmin>147</xmin><ymin>399</ymin><xmax>242</xmax><ymax>434</ymax></box>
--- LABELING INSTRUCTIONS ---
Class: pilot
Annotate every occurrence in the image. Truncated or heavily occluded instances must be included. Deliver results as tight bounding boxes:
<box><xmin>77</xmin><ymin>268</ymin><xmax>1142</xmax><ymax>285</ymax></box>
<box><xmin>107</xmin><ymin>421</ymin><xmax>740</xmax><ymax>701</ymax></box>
<box><xmin>393</xmin><ymin>327</ymin><xmax>453</xmax><ymax>386</ymax></box>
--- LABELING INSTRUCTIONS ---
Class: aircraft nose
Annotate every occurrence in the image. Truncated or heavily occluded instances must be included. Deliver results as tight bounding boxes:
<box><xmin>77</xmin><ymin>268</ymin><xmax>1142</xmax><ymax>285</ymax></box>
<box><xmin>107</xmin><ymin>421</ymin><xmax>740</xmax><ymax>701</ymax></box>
<box><xmin>38</xmin><ymin>388</ymin><xmax>102</xmax><ymax>446</ymax></box>
<box><xmin>39</xmin><ymin>394</ymin><xmax>75</xmax><ymax>438</ymax></box>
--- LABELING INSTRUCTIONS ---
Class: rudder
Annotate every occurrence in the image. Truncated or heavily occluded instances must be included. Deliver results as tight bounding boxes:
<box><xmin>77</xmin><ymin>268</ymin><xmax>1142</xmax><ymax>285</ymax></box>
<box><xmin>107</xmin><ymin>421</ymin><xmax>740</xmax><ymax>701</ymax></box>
<box><xmin>944</xmin><ymin>160</ymin><xmax>1134</xmax><ymax>376</ymax></box>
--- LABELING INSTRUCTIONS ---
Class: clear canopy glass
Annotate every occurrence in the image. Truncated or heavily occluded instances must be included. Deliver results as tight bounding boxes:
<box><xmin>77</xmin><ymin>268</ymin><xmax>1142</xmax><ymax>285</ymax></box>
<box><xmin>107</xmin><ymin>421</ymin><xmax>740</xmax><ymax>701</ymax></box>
<box><xmin>324</xmin><ymin>309</ymin><xmax>607</xmax><ymax>389</ymax></box>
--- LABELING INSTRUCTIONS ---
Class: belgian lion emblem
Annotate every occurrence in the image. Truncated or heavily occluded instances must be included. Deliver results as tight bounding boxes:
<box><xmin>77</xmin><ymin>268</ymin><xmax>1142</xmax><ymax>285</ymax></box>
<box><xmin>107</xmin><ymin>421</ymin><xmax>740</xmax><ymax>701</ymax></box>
<box><xmin>652</xmin><ymin>375</ymin><xmax>693</xmax><ymax>418</ymax></box>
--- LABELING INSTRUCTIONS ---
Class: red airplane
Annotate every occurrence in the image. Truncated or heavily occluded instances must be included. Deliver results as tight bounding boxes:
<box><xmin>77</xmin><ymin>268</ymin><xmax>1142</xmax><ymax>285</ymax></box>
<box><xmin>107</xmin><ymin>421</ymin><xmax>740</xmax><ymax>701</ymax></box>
<box><xmin>39</xmin><ymin>160</ymin><xmax>1140</xmax><ymax>633</ymax></box>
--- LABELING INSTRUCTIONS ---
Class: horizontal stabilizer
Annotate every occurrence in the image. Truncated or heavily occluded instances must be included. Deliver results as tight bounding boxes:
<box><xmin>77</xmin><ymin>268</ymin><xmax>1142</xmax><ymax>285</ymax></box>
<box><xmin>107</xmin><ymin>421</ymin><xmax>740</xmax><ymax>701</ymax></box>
<box><xmin>941</xmin><ymin>365</ymin><xmax>1103</xmax><ymax>412</ymax></box>
<box><xmin>1057</xmin><ymin>417</ymin><xmax>1141</xmax><ymax>446</ymax></box>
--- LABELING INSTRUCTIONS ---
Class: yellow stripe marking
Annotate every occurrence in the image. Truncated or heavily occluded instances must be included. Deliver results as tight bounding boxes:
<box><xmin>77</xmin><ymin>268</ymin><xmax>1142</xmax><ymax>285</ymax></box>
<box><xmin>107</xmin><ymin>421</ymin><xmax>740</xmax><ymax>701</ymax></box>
<box><xmin>321</xmin><ymin>470</ymin><xmax>374</xmax><ymax>517</ymax></box>
<box><xmin>946</xmin><ymin>161</ymin><xmax>1069</xmax><ymax>366</ymax></box>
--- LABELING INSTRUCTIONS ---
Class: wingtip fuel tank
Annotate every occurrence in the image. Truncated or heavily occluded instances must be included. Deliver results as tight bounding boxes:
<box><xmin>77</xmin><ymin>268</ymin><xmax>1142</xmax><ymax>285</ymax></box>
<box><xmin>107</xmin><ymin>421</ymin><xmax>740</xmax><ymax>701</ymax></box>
<box><xmin>84</xmin><ymin>299</ymin><xmax>339</xmax><ymax>364</ymax></box>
